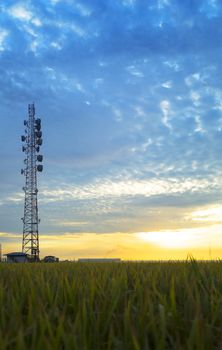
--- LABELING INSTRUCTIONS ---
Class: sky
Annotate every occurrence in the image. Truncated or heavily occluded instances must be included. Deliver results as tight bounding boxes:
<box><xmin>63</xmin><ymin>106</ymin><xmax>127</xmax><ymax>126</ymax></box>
<box><xmin>1</xmin><ymin>0</ymin><xmax>222</xmax><ymax>260</ymax></box>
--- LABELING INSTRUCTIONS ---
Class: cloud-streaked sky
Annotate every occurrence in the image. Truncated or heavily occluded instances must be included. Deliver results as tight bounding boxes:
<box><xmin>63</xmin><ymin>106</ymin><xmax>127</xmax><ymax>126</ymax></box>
<box><xmin>1</xmin><ymin>0</ymin><xmax>222</xmax><ymax>259</ymax></box>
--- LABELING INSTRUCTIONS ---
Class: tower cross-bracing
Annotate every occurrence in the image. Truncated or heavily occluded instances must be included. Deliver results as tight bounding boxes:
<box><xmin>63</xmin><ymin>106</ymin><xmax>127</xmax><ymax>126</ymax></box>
<box><xmin>21</xmin><ymin>103</ymin><xmax>43</xmax><ymax>261</ymax></box>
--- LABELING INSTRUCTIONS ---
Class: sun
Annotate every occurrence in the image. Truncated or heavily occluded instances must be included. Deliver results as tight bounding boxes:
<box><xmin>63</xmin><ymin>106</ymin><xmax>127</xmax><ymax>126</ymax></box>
<box><xmin>136</xmin><ymin>230</ymin><xmax>200</xmax><ymax>249</ymax></box>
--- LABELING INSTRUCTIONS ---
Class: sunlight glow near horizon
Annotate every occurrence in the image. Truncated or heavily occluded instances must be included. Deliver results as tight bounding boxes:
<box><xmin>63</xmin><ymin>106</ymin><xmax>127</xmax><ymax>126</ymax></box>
<box><xmin>2</xmin><ymin>220</ymin><xmax>222</xmax><ymax>260</ymax></box>
<box><xmin>2</xmin><ymin>200</ymin><xmax>222</xmax><ymax>260</ymax></box>
<box><xmin>135</xmin><ymin>206</ymin><xmax>222</xmax><ymax>252</ymax></box>
<box><xmin>136</xmin><ymin>226</ymin><xmax>222</xmax><ymax>249</ymax></box>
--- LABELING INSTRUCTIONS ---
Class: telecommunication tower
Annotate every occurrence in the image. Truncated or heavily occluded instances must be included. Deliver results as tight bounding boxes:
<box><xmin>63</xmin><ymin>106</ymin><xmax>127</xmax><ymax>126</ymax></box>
<box><xmin>21</xmin><ymin>103</ymin><xmax>43</xmax><ymax>261</ymax></box>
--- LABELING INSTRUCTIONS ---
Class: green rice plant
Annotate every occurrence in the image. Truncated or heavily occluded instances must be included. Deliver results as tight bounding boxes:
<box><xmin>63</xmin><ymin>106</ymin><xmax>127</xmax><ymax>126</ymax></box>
<box><xmin>1</xmin><ymin>260</ymin><xmax>222</xmax><ymax>349</ymax></box>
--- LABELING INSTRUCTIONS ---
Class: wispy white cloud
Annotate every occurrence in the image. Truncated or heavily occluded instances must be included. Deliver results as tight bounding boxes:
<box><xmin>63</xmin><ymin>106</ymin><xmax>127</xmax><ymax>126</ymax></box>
<box><xmin>113</xmin><ymin>108</ymin><xmax>123</xmax><ymax>122</ymax></box>
<box><xmin>51</xmin><ymin>41</ymin><xmax>62</xmax><ymax>50</ymax></box>
<box><xmin>31</xmin><ymin>17</ymin><xmax>42</xmax><ymax>27</ymax></box>
<box><xmin>163</xmin><ymin>60</ymin><xmax>181</xmax><ymax>71</ymax></box>
<box><xmin>75</xmin><ymin>3</ymin><xmax>92</xmax><ymax>17</ymax></box>
<box><xmin>50</xmin><ymin>0</ymin><xmax>91</xmax><ymax>16</ymax></box>
<box><xmin>70</xmin><ymin>23</ymin><xmax>86</xmax><ymax>37</ymax></box>
<box><xmin>38</xmin><ymin>175</ymin><xmax>221</xmax><ymax>203</ymax></box>
<box><xmin>157</xmin><ymin>0</ymin><xmax>171</xmax><ymax>9</ymax></box>
<box><xmin>185</xmin><ymin>73</ymin><xmax>201</xmax><ymax>86</ymax></box>
<box><xmin>161</xmin><ymin>81</ymin><xmax>172</xmax><ymax>88</ymax></box>
<box><xmin>194</xmin><ymin>115</ymin><xmax>205</xmax><ymax>133</ymax></box>
<box><xmin>122</xmin><ymin>0</ymin><xmax>136</xmax><ymax>7</ymax></box>
<box><xmin>0</xmin><ymin>231</ymin><xmax>20</xmax><ymax>238</ymax></box>
<box><xmin>55</xmin><ymin>21</ymin><xmax>87</xmax><ymax>38</ymax></box>
<box><xmin>29</xmin><ymin>40</ymin><xmax>39</xmax><ymax>53</ymax></box>
<box><xmin>7</xmin><ymin>3</ymin><xmax>42</xmax><ymax>26</ymax></box>
<box><xmin>0</xmin><ymin>29</ymin><xmax>8</xmax><ymax>51</ymax></box>
<box><xmin>44</xmin><ymin>68</ymin><xmax>86</xmax><ymax>93</ymax></box>
<box><xmin>93</xmin><ymin>78</ymin><xmax>103</xmax><ymax>88</ymax></box>
<box><xmin>134</xmin><ymin>106</ymin><xmax>146</xmax><ymax>117</ymax></box>
<box><xmin>190</xmin><ymin>90</ymin><xmax>201</xmax><ymax>106</ymax></box>
<box><xmin>188</xmin><ymin>205</ymin><xmax>222</xmax><ymax>223</ymax></box>
<box><xmin>126</xmin><ymin>65</ymin><xmax>144</xmax><ymax>78</ymax></box>
<box><xmin>8</xmin><ymin>4</ymin><xmax>32</xmax><ymax>21</ymax></box>
<box><xmin>46</xmin><ymin>219</ymin><xmax>89</xmax><ymax>227</ymax></box>
<box><xmin>5</xmin><ymin>193</ymin><xmax>23</xmax><ymax>203</ymax></box>
<box><xmin>160</xmin><ymin>100</ymin><xmax>171</xmax><ymax>129</ymax></box>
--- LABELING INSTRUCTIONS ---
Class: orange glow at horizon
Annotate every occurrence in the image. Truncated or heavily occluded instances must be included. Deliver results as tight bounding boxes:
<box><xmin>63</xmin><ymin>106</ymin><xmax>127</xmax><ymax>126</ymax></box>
<box><xmin>2</xmin><ymin>223</ymin><xmax>222</xmax><ymax>261</ymax></box>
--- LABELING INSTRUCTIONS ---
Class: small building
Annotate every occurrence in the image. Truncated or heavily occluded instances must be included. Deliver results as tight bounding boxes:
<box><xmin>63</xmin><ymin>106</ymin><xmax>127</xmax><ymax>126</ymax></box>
<box><xmin>5</xmin><ymin>252</ymin><xmax>28</xmax><ymax>263</ymax></box>
<box><xmin>78</xmin><ymin>258</ymin><xmax>121</xmax><ymax>263</ymax></box>
<box><xmin>43</xmin><ymin>255</ymin><xmax>59</xmax><ymax>263</ymax></box>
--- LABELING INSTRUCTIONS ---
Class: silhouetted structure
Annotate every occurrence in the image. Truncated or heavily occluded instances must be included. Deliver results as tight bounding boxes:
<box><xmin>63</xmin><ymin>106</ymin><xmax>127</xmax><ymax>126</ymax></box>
<box><xmin>5</xmin><ymin>252</ymin><xmax>28</xmax><ymax>263</ymax></box>
<box><xmin>43</xmin><ymin>255</ymin><xmax>59</xmax><ymax>263</ymax></box>
<box><xmin>21</xmin><ymin>103</ymin><xmax>43</xmax><ymax>261</ymax></box>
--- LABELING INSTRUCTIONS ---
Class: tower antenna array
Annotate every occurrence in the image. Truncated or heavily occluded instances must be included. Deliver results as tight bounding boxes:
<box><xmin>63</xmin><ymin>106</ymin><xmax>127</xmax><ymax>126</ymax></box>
<box><xmin>21</xmin><ymin>103</ymin><xmax>43</xmax><ymax>261</ymax></box>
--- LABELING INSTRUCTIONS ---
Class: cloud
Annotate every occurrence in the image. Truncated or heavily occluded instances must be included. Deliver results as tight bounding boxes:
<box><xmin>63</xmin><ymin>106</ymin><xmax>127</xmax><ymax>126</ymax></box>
<box><xmin>0</xmin><ymin>232</ymin><xmax>20</xmax><ymax>238</ymax></box>
<box><xmin>160</xmin><ymin>100</ymin><xmax>171</xmax><ymax>129</ymax></box>
<box><xmin>8</xmin><ymin>4</ymin><xmax>33</xmax><ymax>21</ymax></box>
<box><xmin>122</xmin><ymin>0</ymin><xmax>137</xmax><ymax>7</ymax></box>
<box><xmin>188</xmin><ymin>205</ymin><xmax>222</xmax><ymax>223</ymax></box>
<box><xmin>185</xmin><ymin>73</ymin><xmax>202</xmax><ymax>86</ymax></box>
<box><xmin>37</xmin><ymin>175</ymin><xmax>221</xmax><ymax>204</ymax></box>
<box><xmin>0</xmin><ymin>29</ymin><xmax>8</xmax><ymax>51</ymax></box>
<box><xmin>32</xmin><ymin>17</ymin><xmax>42</xmax><ymax>27</ymax></box>
<box><xmin>126</xmin><ymin>65</ymin><xmax>144</xmax><ymax>77</ymax></box>
<box><xmin>7</xmin><ymin>3</ymin><xmax>41</xmax><ymax>26</ymax></box>
<box><xmin>161</xmin><ymin>81</ymin><xmax>172</xmax><ymax>88</ymax></box>
<box><xmin>190</xmin><ymin>90</ymin><xmax>201</xmax><ymax>106</ymax></box>
<box><xmin>157</xmin><ymin>0</ymin><xmax>171</xmax><ymax>9</ymax></box>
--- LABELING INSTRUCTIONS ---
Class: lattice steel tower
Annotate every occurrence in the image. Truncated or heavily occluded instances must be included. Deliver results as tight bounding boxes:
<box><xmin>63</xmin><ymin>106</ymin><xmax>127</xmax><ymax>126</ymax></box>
<box><xmin>21</xmin><ymin>103</ymin><xmax>43</xmax><ymax>261</ymax></box>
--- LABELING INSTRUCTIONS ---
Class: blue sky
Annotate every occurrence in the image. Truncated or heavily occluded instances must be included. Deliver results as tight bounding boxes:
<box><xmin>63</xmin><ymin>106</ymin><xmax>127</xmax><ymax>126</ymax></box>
<box><xmin>1</xmin><ymin>0</ymin><xmax>222</xmax><ymax>258</ymax></box>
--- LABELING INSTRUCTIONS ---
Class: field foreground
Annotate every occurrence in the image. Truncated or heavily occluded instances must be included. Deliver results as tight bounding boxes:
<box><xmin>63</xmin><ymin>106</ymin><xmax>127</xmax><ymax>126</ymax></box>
<box><xmin>1</xmin><ymin>261</ymin><xmax>222</xmax><ymax>349</ymax></box>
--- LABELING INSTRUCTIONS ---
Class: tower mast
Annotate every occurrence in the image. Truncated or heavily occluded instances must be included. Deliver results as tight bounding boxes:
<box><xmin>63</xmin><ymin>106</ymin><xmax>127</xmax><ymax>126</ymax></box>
<box><xmin>21</xmin><ymin>103</ymin><xmax>43</xmax><ymax>261</ymax></box>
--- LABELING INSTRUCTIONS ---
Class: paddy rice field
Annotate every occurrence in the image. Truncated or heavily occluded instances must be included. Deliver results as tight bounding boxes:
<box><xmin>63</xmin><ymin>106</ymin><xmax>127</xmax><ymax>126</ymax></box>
<box><xmin>1</xmin><ymin>260</ymin><xmax>222</xmax><ymax>349</ymax></box>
